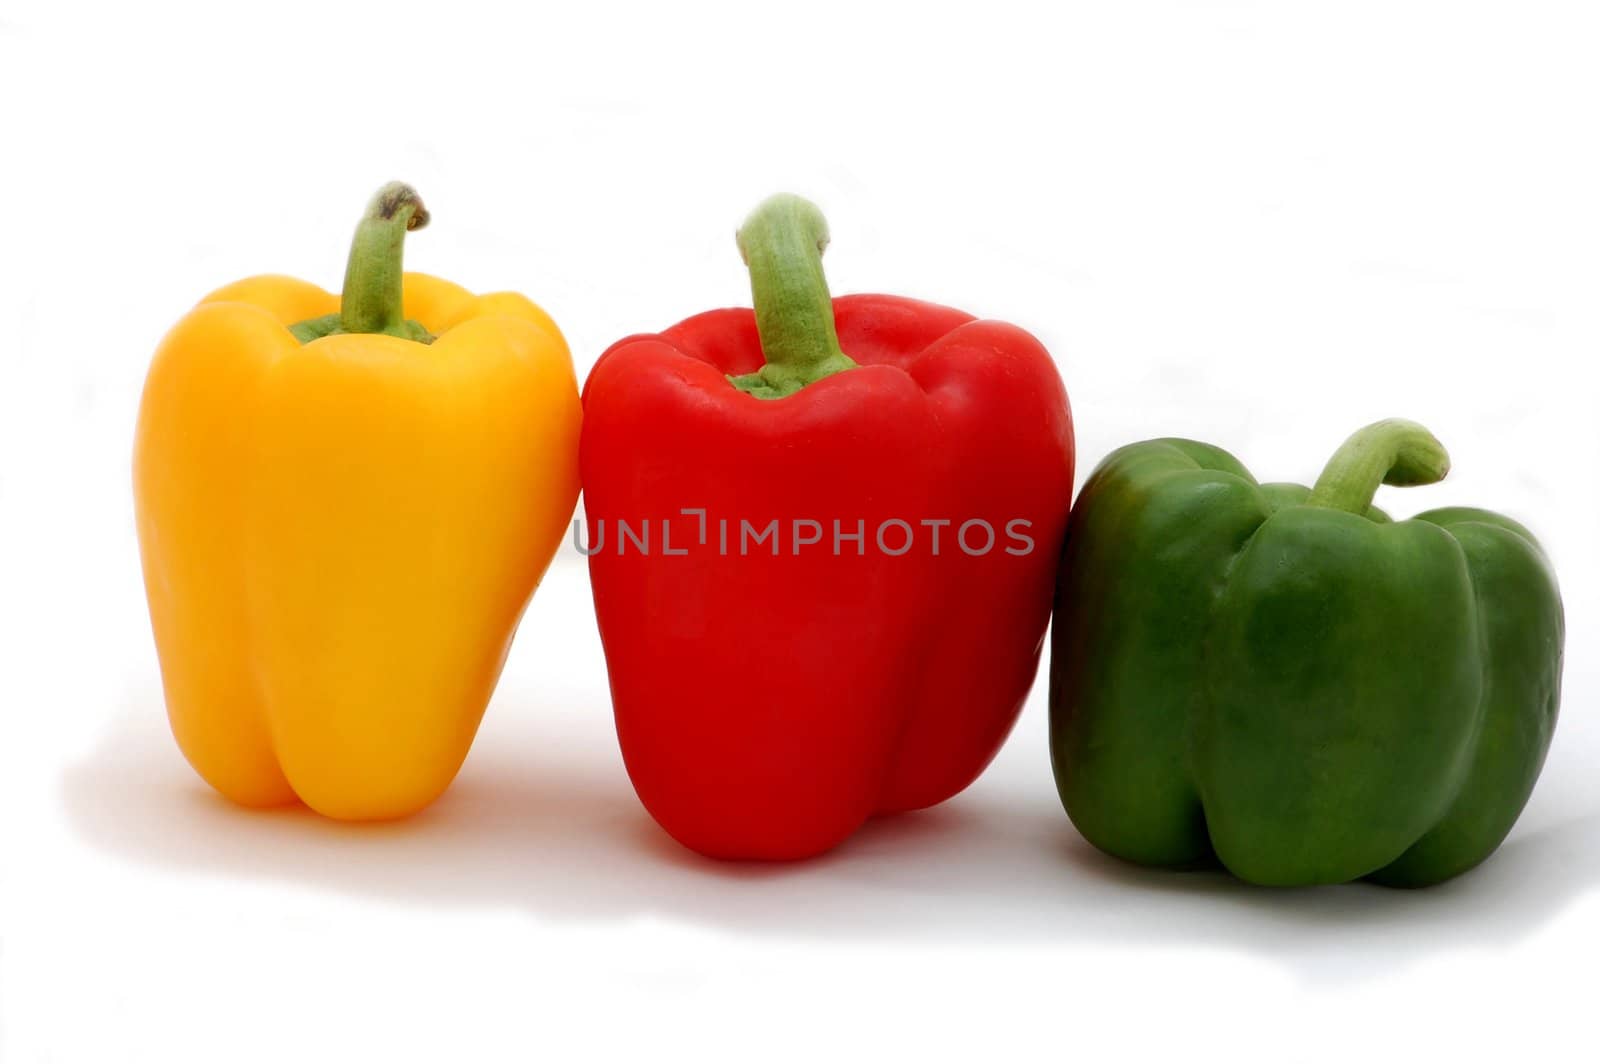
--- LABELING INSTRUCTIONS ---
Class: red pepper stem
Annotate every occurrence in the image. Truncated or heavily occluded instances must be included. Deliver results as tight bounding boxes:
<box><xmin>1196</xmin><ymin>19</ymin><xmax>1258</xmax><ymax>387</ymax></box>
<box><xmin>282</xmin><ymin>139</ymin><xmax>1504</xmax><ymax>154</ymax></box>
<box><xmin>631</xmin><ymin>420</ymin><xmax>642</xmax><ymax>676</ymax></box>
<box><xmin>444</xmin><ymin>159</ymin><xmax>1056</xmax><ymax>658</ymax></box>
<box><xmin>1306</xmin><ymin>419</ymin><xmax>1451</xmax><ymax>514</ymax></box>
<box><xmin>727</xmin><ymin>194</ymin><xmax>858</xmax><ymax>399</ymax></box>
<box><xmin>287</xmin><ymin>182</ymin><xmax>435</xmax><ymax>345</ymax></box>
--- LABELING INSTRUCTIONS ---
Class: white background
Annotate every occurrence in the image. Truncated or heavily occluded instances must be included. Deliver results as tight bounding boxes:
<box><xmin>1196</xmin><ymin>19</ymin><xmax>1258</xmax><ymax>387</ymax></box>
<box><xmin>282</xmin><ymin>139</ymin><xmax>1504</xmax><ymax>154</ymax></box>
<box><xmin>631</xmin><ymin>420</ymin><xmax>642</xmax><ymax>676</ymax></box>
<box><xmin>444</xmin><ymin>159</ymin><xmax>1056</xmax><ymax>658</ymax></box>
<box><xmin>3</xmin><ymin>1</ymin><xmax>1597</xmax><ymax>1060</ymax></box>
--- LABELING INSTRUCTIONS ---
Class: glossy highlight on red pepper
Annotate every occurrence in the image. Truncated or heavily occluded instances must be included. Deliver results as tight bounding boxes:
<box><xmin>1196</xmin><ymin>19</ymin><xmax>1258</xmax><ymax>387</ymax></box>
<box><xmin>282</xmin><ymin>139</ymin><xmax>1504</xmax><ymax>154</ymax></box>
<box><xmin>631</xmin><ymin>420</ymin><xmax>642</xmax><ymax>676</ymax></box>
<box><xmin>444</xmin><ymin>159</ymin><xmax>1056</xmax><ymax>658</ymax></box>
<box><xmin>580</xmin><ymin>194</ymin><xmax>1074</xmax><ymax>860</ymax></box>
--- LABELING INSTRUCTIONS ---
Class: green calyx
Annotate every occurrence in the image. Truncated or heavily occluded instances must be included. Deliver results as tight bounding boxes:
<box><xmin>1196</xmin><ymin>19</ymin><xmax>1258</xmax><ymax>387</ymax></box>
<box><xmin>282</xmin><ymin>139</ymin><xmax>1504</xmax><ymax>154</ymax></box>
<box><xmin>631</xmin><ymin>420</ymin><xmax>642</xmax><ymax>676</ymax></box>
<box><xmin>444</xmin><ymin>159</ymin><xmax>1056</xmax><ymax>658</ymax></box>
<box><xmin>727</xmin><ymin>194</ymin><xmax>858</xmax><ymax>399</ymax></box>
<box><xmin>1306</xmin><ymin>418</ymin><xmax>1451</xmax><ymax>515</ymax></box>
<box><xmin>289</xmin><ymin>181</ymin><xmax>435</xmax><ymax>345</ymax></box>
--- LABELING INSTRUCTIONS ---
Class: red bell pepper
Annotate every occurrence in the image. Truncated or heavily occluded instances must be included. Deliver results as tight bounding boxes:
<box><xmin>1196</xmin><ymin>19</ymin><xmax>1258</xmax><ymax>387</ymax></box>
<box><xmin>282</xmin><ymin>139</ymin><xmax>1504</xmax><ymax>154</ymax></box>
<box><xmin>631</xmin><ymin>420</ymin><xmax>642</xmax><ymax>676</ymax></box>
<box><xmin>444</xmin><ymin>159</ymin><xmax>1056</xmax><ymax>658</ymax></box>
<box><xmin>580</xmin><ymin>195</ymin><xmax>1074</xmax><ymax>860</ymax></box>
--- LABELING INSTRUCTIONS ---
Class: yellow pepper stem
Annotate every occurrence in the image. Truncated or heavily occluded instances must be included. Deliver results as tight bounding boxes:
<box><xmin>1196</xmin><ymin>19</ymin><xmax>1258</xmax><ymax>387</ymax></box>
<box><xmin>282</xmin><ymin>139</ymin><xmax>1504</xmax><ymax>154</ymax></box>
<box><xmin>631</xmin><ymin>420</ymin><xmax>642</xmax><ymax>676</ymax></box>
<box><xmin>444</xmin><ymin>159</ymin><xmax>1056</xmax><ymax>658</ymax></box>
<box><xmin>289</xmin><ymin>182</ymin><xmax>435</xmax><ymax>345</ymax></box>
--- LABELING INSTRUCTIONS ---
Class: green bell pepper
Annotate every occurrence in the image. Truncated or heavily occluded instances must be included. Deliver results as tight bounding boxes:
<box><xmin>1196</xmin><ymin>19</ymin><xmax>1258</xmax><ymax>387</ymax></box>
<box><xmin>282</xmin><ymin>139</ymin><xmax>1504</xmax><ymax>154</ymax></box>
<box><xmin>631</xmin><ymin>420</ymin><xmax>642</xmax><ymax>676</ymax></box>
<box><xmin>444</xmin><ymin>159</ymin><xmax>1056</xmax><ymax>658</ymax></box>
<box><xmin>1049</xmin><ymin>419</ymin><xmax>1564</xmax><ymax>887</ymax></box>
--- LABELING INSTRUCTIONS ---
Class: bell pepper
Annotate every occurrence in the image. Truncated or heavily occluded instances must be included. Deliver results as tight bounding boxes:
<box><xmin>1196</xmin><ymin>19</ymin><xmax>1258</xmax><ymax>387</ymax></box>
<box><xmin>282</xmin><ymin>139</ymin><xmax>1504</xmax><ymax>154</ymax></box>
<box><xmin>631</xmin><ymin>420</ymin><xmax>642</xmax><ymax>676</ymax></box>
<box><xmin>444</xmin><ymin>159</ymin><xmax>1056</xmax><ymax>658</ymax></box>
<box><xmin>1050</xmin><ymin>419</ymin><xmax>1564</xmax><ymax>886</ymax></box>
<box><xmin>134</xmin><ymin>182</ymin><xmax>581</xmax><ymax>819</ymax></box>
<box><xmin>581</xmin><ymin>194</ymin><xmax>1074</xmax><ymax>860</ymax></box>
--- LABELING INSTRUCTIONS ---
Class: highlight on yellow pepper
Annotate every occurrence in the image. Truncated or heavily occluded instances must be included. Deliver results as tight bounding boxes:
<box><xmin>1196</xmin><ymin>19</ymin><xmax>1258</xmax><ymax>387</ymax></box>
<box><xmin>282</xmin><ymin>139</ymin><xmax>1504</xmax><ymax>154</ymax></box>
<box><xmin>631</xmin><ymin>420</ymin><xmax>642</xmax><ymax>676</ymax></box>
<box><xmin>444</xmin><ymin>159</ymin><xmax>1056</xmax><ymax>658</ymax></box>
<box><xmin>133</xmin><ymin>182</ymin><xmax>582</xmax><ymax>819</ymax></box>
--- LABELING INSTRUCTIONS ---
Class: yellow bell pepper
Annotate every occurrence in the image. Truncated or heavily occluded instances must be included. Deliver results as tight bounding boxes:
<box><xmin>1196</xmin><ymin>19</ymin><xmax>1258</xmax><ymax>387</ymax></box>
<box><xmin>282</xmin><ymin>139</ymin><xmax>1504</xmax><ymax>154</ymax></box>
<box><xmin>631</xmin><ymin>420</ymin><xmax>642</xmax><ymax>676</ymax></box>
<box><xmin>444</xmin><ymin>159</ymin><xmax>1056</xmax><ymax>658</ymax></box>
<box><xmin>134</xmin><ymin>182</ymin><xmax>581</xmax><ymax>819</ymax></box>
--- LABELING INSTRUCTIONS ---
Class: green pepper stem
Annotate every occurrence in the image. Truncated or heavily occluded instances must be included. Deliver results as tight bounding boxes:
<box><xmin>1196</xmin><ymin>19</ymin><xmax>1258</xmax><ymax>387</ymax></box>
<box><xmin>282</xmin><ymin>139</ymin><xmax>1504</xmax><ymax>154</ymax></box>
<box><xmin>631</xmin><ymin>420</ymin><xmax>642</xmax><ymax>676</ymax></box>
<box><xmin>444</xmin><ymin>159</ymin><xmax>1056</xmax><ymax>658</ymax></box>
<box><xmin>727</xmin><ymin>194</ymin><xmax>858</xmax><ymax>399</ymax></box>
<box><xmin>288</xmin><ymin>182</ymin><xmax>434</xmax><ymax>345</ymax></box>
<box><xmin>1306</xmin><ymin>419</ymin><xmax>1451</xmax><ymax>514</ymax></box>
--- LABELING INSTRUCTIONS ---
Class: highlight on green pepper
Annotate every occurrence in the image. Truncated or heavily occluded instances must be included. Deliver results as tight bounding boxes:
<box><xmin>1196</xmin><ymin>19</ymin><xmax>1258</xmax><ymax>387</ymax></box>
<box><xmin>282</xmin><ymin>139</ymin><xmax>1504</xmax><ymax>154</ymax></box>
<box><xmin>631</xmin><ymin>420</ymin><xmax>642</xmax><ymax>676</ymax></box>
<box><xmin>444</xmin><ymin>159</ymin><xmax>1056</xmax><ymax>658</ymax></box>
<box><xmin>1049</xmin><ymin>419</ymin><xmax>1564</xmax><ymax>887</ymax></box>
